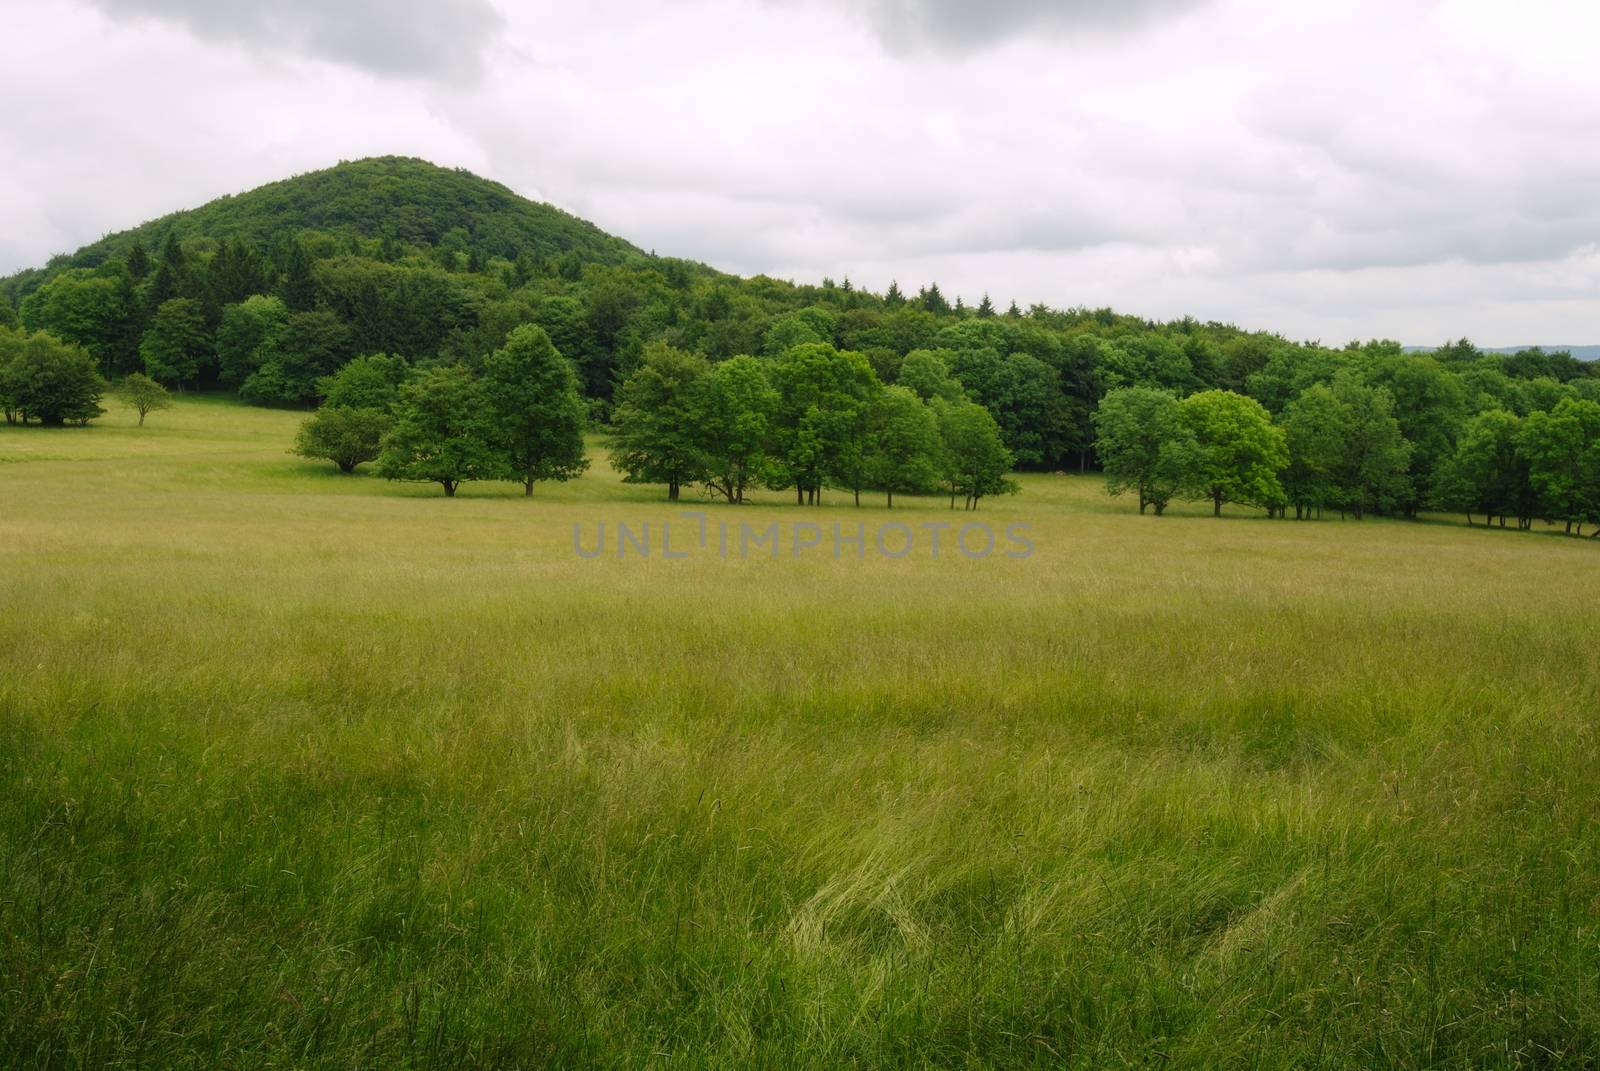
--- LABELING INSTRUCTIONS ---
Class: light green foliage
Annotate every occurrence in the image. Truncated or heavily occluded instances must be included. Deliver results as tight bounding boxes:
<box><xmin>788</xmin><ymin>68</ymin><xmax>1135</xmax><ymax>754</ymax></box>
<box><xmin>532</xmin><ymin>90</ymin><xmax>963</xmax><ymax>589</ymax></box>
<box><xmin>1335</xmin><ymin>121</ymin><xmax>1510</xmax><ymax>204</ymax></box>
<box><xmin>481</xmin><ymin>324</ymin><xmax>589</xmax><ymax>496</ymax></box>
<box><xmin>1433</xmin><ymin>409</ymin><xmax>1533</xmax><ymax>527</ymax></box>
<box><xmin>867</xmin><ymin>384</ymin><xmax>942</xmax><ymax>507</ymax></box>
<box><xmin>376</xmin><ymin>364</ymin><xmax>507</xmax><ymax>496</ymax></box>
<box><xmin>17</xmin><ymin>265</ymin><xmax>141</xmax><ymax>375</ymax></box>
<box><xmin>768</xmin><ymin>342</ymin><xmax>880</xmax><ymax>504</ymax></box>
<box><xmin>114</xmin><ymin>372</ymin><xmax>173</xmax><ymax>427</ymax></box>
<box><xmin>1172</xmin><ymin>389</ymin><xmax>1288</xmax><ymax>515</ymax></box>
<box><xmin>896</xmin><ymin>348</ymin><xmax>965</xmax><ymax>403</ymax></box>
<box><xmin>1330</xmin><ymin>374</ymin><xmax>1413</xmax><ymax>519</ymax></box>
<box><xmin>935</xmin><ymin>396</ymin><xmax>1017</xmax><ymax>509</ymax></box>
<box><xmin>1093</xmin><ymin>386</ymin><xmax>1186</xmax><ymax>515</ymax></box>
<box><xmin>316</xmin><ymin>353</ymin><xmax>409</xmax><ymax>411</ymax></box>
<box><xmin>139</xmin><ymin>297</ymin><xmax>210</xmax><ymax>387</ymax></box>
<box><xmin>294</xmin><ymin>406</ymin><xmax>391</xmax><ymax>474</ymax></box>
<box><xmin>608</xmin><ymin>342</ymin><xmax>709</xmax><ymax>501</ymax></box>
<box><xmin>696</xmin><ymin>354</ymin><xmax>776</xmax><ymax>504</ymax></box>
<box><xmin>216</xmin><ymin>295</ymin><xmax>288</xmax><ymax>386</ymax></box>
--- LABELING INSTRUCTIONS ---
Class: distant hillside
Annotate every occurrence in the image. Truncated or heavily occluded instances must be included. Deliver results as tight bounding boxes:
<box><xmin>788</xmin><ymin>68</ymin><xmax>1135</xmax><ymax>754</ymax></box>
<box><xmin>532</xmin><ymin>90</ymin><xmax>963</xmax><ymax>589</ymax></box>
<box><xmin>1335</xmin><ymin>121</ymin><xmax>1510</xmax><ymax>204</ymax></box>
<box><xmin>1</xmin><ymin>156</ymin><xmax>658</xmax><ymax>299</ymax></box>
<box><xmin>1407</xmin><ymin>344</ymin><xmax>1600</xmax><ymax>360</ymax></box>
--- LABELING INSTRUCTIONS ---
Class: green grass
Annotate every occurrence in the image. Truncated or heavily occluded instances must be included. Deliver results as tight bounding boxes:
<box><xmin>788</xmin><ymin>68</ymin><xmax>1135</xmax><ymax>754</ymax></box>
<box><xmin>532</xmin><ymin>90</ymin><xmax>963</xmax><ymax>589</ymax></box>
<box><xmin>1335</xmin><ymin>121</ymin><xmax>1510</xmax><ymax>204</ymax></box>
<box><xmin>2</xmin><ymin>396</ymin><xmax>1598</xmax><ymax>1069</ymax></box>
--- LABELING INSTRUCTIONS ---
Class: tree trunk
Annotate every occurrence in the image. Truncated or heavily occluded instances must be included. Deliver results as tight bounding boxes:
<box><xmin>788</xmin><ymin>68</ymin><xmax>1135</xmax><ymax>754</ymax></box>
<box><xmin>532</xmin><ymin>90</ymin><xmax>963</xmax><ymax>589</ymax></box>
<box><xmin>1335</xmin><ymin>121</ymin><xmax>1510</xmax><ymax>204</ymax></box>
<box><xmin>796</xmin><ymin>485</ymin><xmax>804</xmax><ymax>505</ymax></box>
<box><xmin>853</xmin><ymin>488</ymin><xmax>860</xmax><ymax>507</ymax></box>
<box><xmin>1212</xmin><ymin>492</ymin><xmax>1222</xmax><ymax>517</ymax></box>
<box><xmin>443</xmin><ymin>480</ymin><xmax>457</xmax><ymax>497</ymax></box>
<box><xmin>523</xmin><ymin>477</ymin><xmax>534</xmax><ymax>497</ymax></box>
<box><xmin>668</xmin><ymin>482</ymin><xmax>679</xmax><ymax>502</ymax></box>
<box><xmin>887</xmin><ymin>490</ymin><xmax>893</xmax><ymax>509</ymax></box>
<box><xmin>138</xmin><ymin>410</ymin><xmax>147</xmax><ymax>427</ymax></box>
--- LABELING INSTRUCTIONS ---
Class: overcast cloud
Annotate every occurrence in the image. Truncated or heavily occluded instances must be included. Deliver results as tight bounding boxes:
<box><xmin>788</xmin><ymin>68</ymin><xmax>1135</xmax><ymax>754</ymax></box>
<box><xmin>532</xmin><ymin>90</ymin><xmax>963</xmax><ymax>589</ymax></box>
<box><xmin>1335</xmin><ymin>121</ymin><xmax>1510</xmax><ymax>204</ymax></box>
<box><xmin>3</xmin><ymin>0</ymin><xmax>1599</xmax><ymax>346</ymax></box>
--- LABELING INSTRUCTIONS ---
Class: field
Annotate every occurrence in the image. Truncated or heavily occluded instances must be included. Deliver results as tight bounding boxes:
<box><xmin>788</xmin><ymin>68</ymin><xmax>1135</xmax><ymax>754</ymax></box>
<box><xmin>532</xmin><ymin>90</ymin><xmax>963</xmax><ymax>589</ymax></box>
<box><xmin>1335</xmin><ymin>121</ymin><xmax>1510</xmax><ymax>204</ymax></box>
<box><xmin>2</xmin><ymin>396</ymin><xmax>1598</xmax><ymax>1069</ymax></box>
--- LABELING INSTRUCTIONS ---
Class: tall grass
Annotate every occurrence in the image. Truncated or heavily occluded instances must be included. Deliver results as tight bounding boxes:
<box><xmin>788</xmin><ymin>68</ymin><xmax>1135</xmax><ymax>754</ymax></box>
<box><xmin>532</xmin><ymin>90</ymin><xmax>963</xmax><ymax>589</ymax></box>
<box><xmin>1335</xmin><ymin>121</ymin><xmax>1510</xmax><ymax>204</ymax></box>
<box><xmin>2</xmin><ymin>396</ymin><xmax>1597</xmax><ymax>1067</ymax></box>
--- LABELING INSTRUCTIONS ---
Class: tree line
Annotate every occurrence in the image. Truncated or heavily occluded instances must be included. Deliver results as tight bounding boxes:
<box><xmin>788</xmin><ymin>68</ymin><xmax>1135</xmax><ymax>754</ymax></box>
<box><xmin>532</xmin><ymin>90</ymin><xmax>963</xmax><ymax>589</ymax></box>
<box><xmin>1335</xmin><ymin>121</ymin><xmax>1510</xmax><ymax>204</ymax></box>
<box><xmin>608</xmin><ymin>341</ymin><xmax>1015</xmax><ymax>509</ymax></box>
<box><xmin>1094</xmin><ymin>376</ymin><xmax>1600</xmax><ymax>535</ymax></box>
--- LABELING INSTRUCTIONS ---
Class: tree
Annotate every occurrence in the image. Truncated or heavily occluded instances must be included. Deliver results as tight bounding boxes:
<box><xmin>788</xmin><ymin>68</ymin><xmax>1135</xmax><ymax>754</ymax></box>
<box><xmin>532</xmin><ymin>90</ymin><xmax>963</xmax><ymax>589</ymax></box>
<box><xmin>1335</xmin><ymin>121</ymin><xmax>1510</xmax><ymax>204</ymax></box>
<box><xmin>140</xmin><ymin>298</ymin><xmax>210</xmax><ymax>387</ymax></box>
<box><xmin>936</xmin><ymin>398</ymin><xmax>1017</xmax><ymax>510</ymax></box>
<box><xmin>317</xmin><ymin>353</ymin><xmax>409</xmax><ymax>411</ymax></box>
<box><xmin>1279</xmin><ymin>384</ymin><xmax>1345</xmax><ymax>519</ymax></box>
<box><xmin>19</xmin><ymin>266</ymin><xmax>142</xmax><ymax>376</ymax></box>
<box><xmin>696</xmin><ymin>354</ymin><xmax>776</xmax><ymax>504</ymax></box>
<box><xmin>115</xmin><ymin>372</ymin><xmax>172</xmax><ymax>427</ymax></box>
<box><xmin>1518</xmin><ymin>398</ymin><xmax>1600</xmax><ymax>535</ymax></box>
<box><xmin>1331</xmin><ymin>375</ymin><xmax>1412</xmax><ymax>519</ymax></box>
<box><xmin>3</xmin><ymin>331</ymin><xmax>107</xmax><ymax>426</ymax></box>
<box><xmin>896</xmin><ymin>348</ymin><xmax>964</xmax><ymax>403</ymax></box>
<box><xmin>608</xmin><ymin>343</ymin><xmax>709</xmax><ymax>501</ymax></box>
<box><xmin>295</xmin><ymin>406</ymin><xmax>391</xmax><ymax>474</ymax></box>
<box><xmin>1433</xmin><ymin>409</ymin><xmax>1533</xmax><ymax>528</ymax></box>
<box><xmin>868</xmin><ymin>385</ymin><xmax>942</xmax><ymax>507</ymax></box>
<box><xmin>377</xmin><ymin>365</ymin><xmax>506</xmax><ymax>496</ymax></box>
<box><xmin>481</xmin><ymin>324</ymin><xmax>589</xmax><ymax>496</ymax></box>
<box><xmin>1171</xmin><ymin>390</ymin><xmax>1288</xmax><ymax>516</ymax></box>
<box><xmin>240</xmin><ymin>310</ymin><xmax>353</xmax><ymax>406</ymax></box>
<box><xmin>216</xmin><ymin>295</ymin><xmax>288</xmax><ymax>386</ymax></box>
<box><xmin>768</xmin><ymin>342</ymin><xmax>880</xmax><ymax>505</ymax></box>
<box><xmin>1093</xmin><ymin>387</ymin><xmax>1185</xmax><ymax>515</ymax></box>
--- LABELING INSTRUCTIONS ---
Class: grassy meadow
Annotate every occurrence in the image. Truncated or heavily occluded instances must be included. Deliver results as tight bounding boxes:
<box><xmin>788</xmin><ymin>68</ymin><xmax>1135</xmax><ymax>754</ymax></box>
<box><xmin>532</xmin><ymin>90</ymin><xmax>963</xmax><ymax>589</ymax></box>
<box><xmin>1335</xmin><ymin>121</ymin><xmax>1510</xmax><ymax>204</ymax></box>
<box><xmin>2</xmin><ymin>395</ymin><xmax>1598</xmax><ymax>1068</ymax></box>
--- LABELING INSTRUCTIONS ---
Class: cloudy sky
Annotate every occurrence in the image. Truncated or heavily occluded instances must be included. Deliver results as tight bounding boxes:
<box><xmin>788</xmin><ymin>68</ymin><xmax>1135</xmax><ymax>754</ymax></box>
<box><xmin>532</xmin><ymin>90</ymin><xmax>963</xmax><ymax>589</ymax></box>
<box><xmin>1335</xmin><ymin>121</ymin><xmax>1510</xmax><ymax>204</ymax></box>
<box><xmin>4</xmin><ymin>0</ymin><xmax>1598</xmax><ymax>346</ymax></box>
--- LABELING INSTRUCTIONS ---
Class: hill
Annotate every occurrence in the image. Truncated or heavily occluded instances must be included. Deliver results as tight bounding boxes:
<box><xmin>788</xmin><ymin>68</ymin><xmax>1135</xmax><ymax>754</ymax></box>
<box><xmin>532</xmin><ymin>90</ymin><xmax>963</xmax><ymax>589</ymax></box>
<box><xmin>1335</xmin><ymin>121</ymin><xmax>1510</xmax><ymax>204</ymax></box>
<box><xmin>1</xmin><ymin>156</ymin><xmax>650</xmax><ymax>298</ymax></box>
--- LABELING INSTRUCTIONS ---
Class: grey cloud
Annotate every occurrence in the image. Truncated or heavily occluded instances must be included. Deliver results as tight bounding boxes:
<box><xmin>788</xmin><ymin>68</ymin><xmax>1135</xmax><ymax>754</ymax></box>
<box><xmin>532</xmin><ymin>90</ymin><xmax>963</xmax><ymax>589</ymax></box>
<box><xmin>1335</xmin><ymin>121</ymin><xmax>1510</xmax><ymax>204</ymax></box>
<box><xmin>833</xmin><ymin>0</ymin><xmax>1212</xmax><ymax>52</ymax></box>
<box><xmin>84</xmin><ymin>0</ymin><xmax>503</xmax><ymax>82</ymax></box>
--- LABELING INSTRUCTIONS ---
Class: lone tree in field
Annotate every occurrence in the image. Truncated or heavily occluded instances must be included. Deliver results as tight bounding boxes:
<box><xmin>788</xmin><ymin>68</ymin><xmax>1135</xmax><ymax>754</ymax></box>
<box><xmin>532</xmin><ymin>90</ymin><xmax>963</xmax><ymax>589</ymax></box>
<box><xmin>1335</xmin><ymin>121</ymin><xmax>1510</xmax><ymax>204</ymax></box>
<box><xmin>482</xmin><ymin>324</ymin><xmax>588</xmax><ymax>496</ymax></box>
<box><xmin>1093</xmin><ymin>387</ymin><xmax>1185</xmax><ymax>515</ymax></box>
<box><xmin>377</xmin><ymin>365</ymin><xmax>505</xmax><ymax>496</ymax></box>
<box><xmin>609</xmin><ymin>342</ymin><xmax>709</xmax><ymax>501</ymax></box>
<box><xmin>115</xmin><ymin>372</ymin><xmax>172</xmax><ymax>427</ymax></box>
<box><xmin>936</xmin><ymin>398</ymin><xmax>1016</xmax><ymax>510</ymax></box>
<box><xmin>1171</xmin><ymin>389</ymin><xmax>1288</xmax><ymax>516</ymax></box>
<box><xmin>868</xmin><ymin>385</ymin><xmax>943</xmax><ymax>508</ymax></box>
<box><xmin>2</xmin><ymin>330</ymin><xmax>107</xmax><ymax>426</ymax></box>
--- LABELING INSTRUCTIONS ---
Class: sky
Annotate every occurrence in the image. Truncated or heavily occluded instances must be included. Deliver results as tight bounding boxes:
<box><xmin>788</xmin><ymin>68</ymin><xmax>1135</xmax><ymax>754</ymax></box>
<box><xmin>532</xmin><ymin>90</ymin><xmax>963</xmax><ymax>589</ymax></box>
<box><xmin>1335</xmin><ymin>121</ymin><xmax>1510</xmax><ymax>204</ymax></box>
<box><xmin>3</xmin><ymin>0</ymin><xmax>1599</xmax><ymax>347</ymax></box>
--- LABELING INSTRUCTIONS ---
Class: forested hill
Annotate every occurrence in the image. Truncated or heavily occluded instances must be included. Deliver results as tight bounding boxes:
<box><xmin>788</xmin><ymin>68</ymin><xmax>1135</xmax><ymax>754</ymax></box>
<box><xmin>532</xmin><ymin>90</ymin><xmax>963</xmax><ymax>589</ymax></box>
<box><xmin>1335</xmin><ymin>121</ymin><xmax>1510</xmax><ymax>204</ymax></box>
<box><xmin>3</xmin><ymin>157</ymin><xmax>652</xmax><ymax>294</ymax></box>
<box><xmin>4</xmin><ymin>156</ymin><xmax>1599</xmax><ymax>508</ymax></box>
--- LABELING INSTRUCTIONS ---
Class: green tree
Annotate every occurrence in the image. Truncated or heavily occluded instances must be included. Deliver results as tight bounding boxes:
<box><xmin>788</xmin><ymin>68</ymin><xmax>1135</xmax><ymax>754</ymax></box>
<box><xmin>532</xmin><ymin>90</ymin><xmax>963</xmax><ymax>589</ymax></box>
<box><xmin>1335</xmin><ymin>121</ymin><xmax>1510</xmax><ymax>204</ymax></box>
<box><xmin>1518</xmin><ymin>398</ymin><xmax>1600</xmax><ymax>534</ymax></box>
<box><xmin>1330</xmin><ymin>375</ymin><xmax>1412</xmax><ymax>519</ymax></box>
<box><xmin>240</xmin><ymin>310</ymin><xmax>353</xmax><ymax>406</ymax></box>
<box><xmin>295</xmin><ymin>407</ymin><xmax>391</xmax><ymax>474</ymax></box>
<box><xmin>317</xmin><ymin>353</ymin><xmax>409</xmax><ymax>411</ymax></box>
<box><xmin>216</xmin><ymin>295</ymin><xmax>288</xmax><ymax>386</ymax></box>
<box><xmin>481</xmin><ymin>324</ymin><xmax>589</xmax><ymax>496</ymax></box>
<box><xmin>115</xmin><ymin>372</ymin><xmax>172</xmax><ymax>427</ymax></box>
<box><xmin>768</xmin><ymin>342</ymin><xmax>880</xmax><ymax>505</ymax></box>
<box><xmin>935</xmin><ymin>398</ymin><xmax>1017</xmax><ymax>510</ymax></box>
<box><xmin>1433</xmin><ymin>409</ymin><xmax>1533</xmax><ymax>528</ymax></box>
<box><xmin>1172</xmin><ymin>390</ymin><xmax>1288</xmax><ymax>516</ymax></box>
<box><xmin>377</xmin><ymin>365</ymin><xmax>506</xmax><ymax>496</ymax></box>
<box><xmin>19</xmin><ymin>266</ymin><xmax>143</xmax><ymax>376</ymax></box>
<box><xmin>3</xmin><ymin>331</ymin><xmax>107</xmax><ymax>426</ymax></box>
<box><xmin>896</xmin><ymin>348</ymin><xmax>964</xmax><ymax>403</ymax></box>
<box><xmin>868</xmin><ymin>385</ymin><xmax>942</xmax><ymax>508</ymax></box>
<box><xmin>1279</xmin><ymin>384</ymin><xmax>1345</xmax><ymax>519</ymax></box>
<box><xmin>609</xmin><ymin>343</ymin><xmax>709</xmax><ymax>501</ymax></box>
<box><xmin>696</xmin><ymin>354</ymin><xmax>776</xmax><ymax>504</ymax></box>
<box><xmin>140</xmin><ymin>298</ymin><xmax>210</xmax><ymax>387</ymax></box>
<box><xmin>1093</xmin><ymin>387</ymin><xmax>1185</xmax><ymax>515</ymax></box>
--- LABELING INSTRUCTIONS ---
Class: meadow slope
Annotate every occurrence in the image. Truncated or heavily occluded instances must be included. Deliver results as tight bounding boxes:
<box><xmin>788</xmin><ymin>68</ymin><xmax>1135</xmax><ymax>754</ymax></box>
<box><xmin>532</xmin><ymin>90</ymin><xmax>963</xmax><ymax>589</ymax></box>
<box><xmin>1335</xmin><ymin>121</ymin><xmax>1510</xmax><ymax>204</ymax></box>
<box><xmin>2</xmin><ymin>397</ymin><xmax>1597</xmax><ymax>1068</ymax></box>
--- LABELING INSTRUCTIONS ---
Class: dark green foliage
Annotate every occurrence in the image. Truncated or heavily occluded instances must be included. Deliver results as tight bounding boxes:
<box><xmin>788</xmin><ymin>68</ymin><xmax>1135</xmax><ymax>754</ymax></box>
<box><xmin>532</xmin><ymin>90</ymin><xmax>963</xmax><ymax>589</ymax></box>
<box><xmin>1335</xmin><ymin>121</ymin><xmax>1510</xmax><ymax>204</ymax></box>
<box><xmin>19</xmin><ymin>265</ymin><xmax>142</xmax><ymax>376</ymax></box>
<box><xmin>140</xmin><ymin>298</ymin><xmax>210</xmax><ymax>386</ymax></box>
<box><xmin>216</xmin><ymin>295</ymin><xmax>289</xmax><ymax>386</ymax></box>
<box><xmin>240</xmin><ymin>311</ymin><xmax>353</xmax><ymax>406</ymax></box>
<box><xmin>377</xmin><ymin>365</ymin><xmax>507</xmax><ymax>496</ymax></box>
<box><xmin>481</xmin><ymin>325</ymin><xmax>589</xmax><ymax>495</ymax></box>
<box><xmin>868</xmin><ymin>385</ymin><xmax>943</xmax><ymax>507</ymax></box>
<box><xmin>609</xmin><ymin>343</ymin><xmax>709</xmax><ymax>501</ymax></box>
<box><xmin>768</xmin><ymin>343</ymin><xmax>880</xmax><ymax>504</ymax></box>
<box><xmin>696</xmin><ymin>355</ymin><xmax>777</xmax><ymax>504</ymax></box>
<box><xmin>1094</xmin><ymin>387</ymin><xmax>1186</xmax><ymax>515</ymax></box>
<box><xmin>0</xmin><ymin>329</ymin><xmax>107</xmax><ymax>425</ymax></box>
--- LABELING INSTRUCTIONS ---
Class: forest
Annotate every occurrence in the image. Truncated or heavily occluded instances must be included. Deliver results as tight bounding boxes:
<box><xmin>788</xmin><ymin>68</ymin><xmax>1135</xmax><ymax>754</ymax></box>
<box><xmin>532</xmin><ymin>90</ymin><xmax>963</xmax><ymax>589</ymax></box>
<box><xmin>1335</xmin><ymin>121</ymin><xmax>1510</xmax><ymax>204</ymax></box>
<box><xmin>3</xmin><ymin>156</ymin><xmax>1598</xmax><ymax>529</ymax></box>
